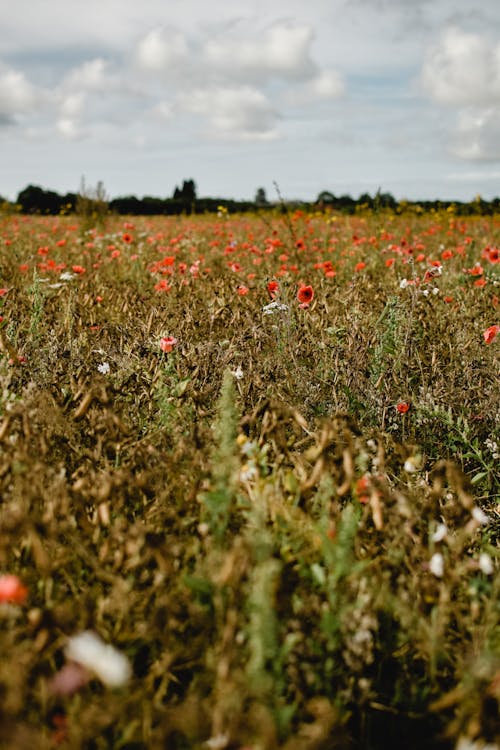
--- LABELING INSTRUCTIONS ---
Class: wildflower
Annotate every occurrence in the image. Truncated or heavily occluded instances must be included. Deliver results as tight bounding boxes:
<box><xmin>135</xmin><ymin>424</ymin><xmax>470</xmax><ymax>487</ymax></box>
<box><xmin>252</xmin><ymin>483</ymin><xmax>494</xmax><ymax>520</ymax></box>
<box><xmin>231</xmin><ymin>365</ymin><xmax>244</xmax><ymax>380</ymax></box>
<box><xmin>237</xmin><ymin>285</ymin><xmax>249</xmax><ymax>295</ymax></box>
<box><xmin>471</xmin><ymin>506</ymin><xmax>489</xmax><ymax>525</ymax></box>
<box><xmin>0</xmin><ymin>288</ymin><xmax>8</xmax><ymax>296</ymax></box>
<box><xmin>122</xmin><ymin>232</ymin><xmax>133</xmax><ymax>243</ymax></box>
<box><xmin>423</xmin><ymin>266</ymin><xmax>442</xmax><ymax>283</ymax></box>
<box><xmin>262</xmin><ymin>300</ymin><xmax>288</xmax><ymax>315</ymax></box>
<box><xmin>0</xmin><ymin>574</ymin><xmax>28</xmax><ymax>604</ymax></box>
<box><xmin>483</xmin><ymin>325</ymin><xmax>499</xmax><ymax>344</ymax></box>
<box><xmin>354</xmin><ymin>262</ymin><xmax>366</xmax><ymax>272</ymax></box>
<box><xmin>297</xmin><ymin>284</ymin><xmax>314</xmax><ymax>305</ymax></box>
<box><xmin>154</xmin><ymin>279</ymin><xmax>171</xmax><ymax>292</ymax></box>
<box><xmin>355</xmin><ymin>476</ymin><xmax>370</xmax><ymax>504</ymax></box>
<box><xmin>71</xmin><ymin>265</ymin><xmax>86</xmax><ymax>274</ymax></box>
<box><xmin>97</xmin><ymin>362</ymin><xmax>110</xmax><ymax>375</ymax></box>
<box><xmin>429</xmin><ymin>552</ymin><xmax>444</xmax><ymax>578</ymax></box>
<box><xmin>49</xmin><ymin>662</ymin><xmax>91</xmax><ymax>696</ymax></box>
<box><xmin>65</xmin><ymin>631</ymin><xmax>131</xmax><ymax>688</ymax></box>
<box><xmin>479</xmin><ymin>553</ymin><xmax>494</xmax><ymax>575</ymax></box>
<box><xmin>396</xmin><ymin>402</ymin><xmax>410</xmax><ymax>414</ymax></box>
<box><xmin>431</xmin><ymin>523</ymin><xmax>447</xmax><ymax>543</ymax></box>
<box><xmin>267</xmin><ymin>280</ymin><xmax>279</xmax><ymax>298</ymax></box>
<box><xmin>160</xmin><ymin>336</ymin><xmax>178</xmax><ymax>353</ymax></box>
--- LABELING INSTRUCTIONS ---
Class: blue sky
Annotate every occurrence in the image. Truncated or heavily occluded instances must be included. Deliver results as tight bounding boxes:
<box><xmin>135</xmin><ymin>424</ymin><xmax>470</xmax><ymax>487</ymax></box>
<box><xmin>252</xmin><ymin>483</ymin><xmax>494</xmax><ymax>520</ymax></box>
<box><xmin>1</xmin><ymin>0</ymin><xmax>500</xmax><ymax>203</ymax></box>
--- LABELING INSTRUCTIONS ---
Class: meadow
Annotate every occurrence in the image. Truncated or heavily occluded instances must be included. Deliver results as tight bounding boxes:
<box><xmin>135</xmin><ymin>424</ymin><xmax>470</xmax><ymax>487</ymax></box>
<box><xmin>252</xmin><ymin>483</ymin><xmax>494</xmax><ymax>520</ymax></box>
<box><xmin>0</xmin><ymin>204</ymin><xmax>498</xmax><ymax>749</ymax></box>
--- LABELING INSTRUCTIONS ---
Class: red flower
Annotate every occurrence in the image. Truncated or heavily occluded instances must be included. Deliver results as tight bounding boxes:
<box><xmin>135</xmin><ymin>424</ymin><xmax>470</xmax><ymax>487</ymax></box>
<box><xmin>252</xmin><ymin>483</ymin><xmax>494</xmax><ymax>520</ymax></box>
<box><xmin>237</xmin><ymin>285</ymin><xmax>249</xmax><ymax>295</ymax></box>
<box><xmin>160</xmin><ymin>336</ymin><xmax>178</xmax><ymax>353</ymax></box>
<box><xmin>354</xmin><ymin>262</ymin><xmax>366</xmax><ymax>272</ymax></box>
<box><xmin>71</xmin><ymin>265</ymin><xmax>86</xmax><ymax>274</ymax></box>
<box><xmin>297</xmin><ymin>284</ymin><xmax>314</xmax><ymax>305</ymax></box>
<box><xmin>396</xmin><ymin>402</ymin><xmax>410</xmax><ymax>414</ymax></box>
<box><xmin>483</xmin><ymin>325</ymin><xmax>499</xmax><ymax>344</ymax></box>
<box><xmin>0</xmin><ymin>574</ymin><xmax>28</xmax><ymax>604</ymax></box>
<box><xmin>122</xmin><ymin>233</ymin><xmax>133</xmax><ymax>243</ymax></box>
<box><xmin>267</xmin><ymin>280</ymin><xmax>279</xmax><ymax>298</ymax></box>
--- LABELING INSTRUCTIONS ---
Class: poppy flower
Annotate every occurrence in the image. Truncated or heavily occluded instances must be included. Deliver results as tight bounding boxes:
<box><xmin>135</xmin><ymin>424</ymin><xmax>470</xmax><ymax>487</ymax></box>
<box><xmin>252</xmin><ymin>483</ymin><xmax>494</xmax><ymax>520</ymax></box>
<box><xmin>267</xmin><ymin>280</ymin><xmax>279</xmax><ymax>298</ymax></box>
<box><xmin>396</xmin><ymin>402</ymin><xmax>410</xmax><ymax>414</ymax></box>
<box><xmin>122</xmin><ymin>233</ymin><xmax>133</xmax><ymax>243</ymax></box>
<box><xmin>483</xmin><ymin>325</ymin><xmax>499</xmax><ymax>344</ymax></box>
<box><xmin>160</xmin><ymin>336</ymin><xmax>178</xmax><ymax>353</ymax></box>
<box><xmin>297</xmin><ymin>284</ymin><xmax>314</xmax><ymax>305</ymax></box>
<box><xmin>0</xmin><ymin>574</ymin><xmax>28</xmax><ymax>604</ymax></box>
<box><xmin>354</xmin><ymin>262</ymin><xmax>366</xmax><ymax>272</ymax></box>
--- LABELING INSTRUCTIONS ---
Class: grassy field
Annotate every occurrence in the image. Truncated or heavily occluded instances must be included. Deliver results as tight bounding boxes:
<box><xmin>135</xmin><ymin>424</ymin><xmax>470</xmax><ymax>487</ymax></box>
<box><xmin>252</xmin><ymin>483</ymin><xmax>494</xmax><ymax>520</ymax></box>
<box><xmin>0</xmin><ymin>206</ymin><xmax>498</xmax><ymax>749</ymax></box>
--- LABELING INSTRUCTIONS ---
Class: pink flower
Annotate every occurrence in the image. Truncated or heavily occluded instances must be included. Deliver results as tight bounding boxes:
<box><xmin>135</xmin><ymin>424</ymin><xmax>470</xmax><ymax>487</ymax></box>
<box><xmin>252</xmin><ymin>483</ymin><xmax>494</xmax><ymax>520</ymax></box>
<box><xmin>160</xmin><ymin>336</ymin><xmax>178</xmax><ymax>353</ymax></box>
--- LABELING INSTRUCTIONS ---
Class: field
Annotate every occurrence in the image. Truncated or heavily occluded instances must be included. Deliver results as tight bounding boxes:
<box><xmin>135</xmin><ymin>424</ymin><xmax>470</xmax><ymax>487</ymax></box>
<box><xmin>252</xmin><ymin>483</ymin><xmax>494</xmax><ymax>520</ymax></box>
<box><xmin>0</xmin><ymin>206</ymin><xmax>498</xmax><ymax>749</ymax></box>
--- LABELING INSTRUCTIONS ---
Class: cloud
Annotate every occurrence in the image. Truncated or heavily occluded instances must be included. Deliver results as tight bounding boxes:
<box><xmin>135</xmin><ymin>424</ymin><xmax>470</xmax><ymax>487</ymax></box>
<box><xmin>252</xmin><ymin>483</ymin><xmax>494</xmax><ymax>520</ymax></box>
<box><xmin>421</xmin><ymin>27</ymin><xmax>500</xmax><ymax>105</ymax></box>
<box><xmin>63</xmin><ymin>58</ymin><xmax>112</xmax><ymax>91</ymax></box>
<box><xmin>421</xmin><ymin>27</ymin><xmax>500</xmax><ymax>161</ymax></box>
<box><xmin>0</xmin><ymin>66</ymin><xmax>38</xmax><ymax>119</ymax></box>
<box><xmin>179</xmin><ymin>85</ymin><xmax>279</xmax><ymax>140</ymax></box>
<box><xmin>135</xmin><ymin>27</ymin><xmax>189</xmax><ymax>71</ymax></box>
<box><xmin>286</xmin><ymin>69</ymin><xmax>345</xmax><ymax>104</ymax></box>
<box><xmin>451</xmin><ymin>107</ymin><xmax>500</xmax><ymax>160</ymax></box>
<box><xmin>202</xmin><ymin>22</ymin><xmax>316</xmax><ymax>81</ymax></box>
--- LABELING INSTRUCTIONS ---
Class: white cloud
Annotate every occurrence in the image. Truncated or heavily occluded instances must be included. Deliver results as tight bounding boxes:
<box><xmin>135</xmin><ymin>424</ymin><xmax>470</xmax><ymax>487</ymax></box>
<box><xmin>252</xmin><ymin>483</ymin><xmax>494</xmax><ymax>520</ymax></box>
<box><xmin>56</xmin><ymin>117</ymin><xmax>86</xmax><ymax>140</ymax></box>
<box><xmin>0</xmin><ymin>66</ymin><xmax>38</xmax><ymax>118</ymax></box>
<box><xmin>203</xmin><ymin>22</ymin><xmax>316</xmax><ymax>81</ymax></box>
<box><xmin>421</xmin><ymin>27</ymin><xmax>500</xmax><ymax>105</ymax></box>
<box><xmin>59</xmin><ymin>92</ymin><xmax>86</xmax><ymax>118</ymax></box>
<box><xmin>451</xmin><ymin>107</ymin><xmax>500</xmax><ymax>160</ymax></box>
<box><xmin>421</xmin><ymin>27</ymin><xmax>500</xmax><ymax>161</ymax></box>
<box><xmin>63</xmin><ymin>58</ymin><xmax>112</xmax><ymax>91</ymax></box>
<box><xmin>179</xmin><ymin>85</ymin><xmax>279</xmax><ymax>140</ymax></box>
<box><xmin>286</xmin><ymin>69</ymin><xmax>345</xmax><ymax>104</ymax></box>
<box><xmin>135</xmin><ymin>27</ymin><xmax>189</xmax><ymax>71</ymax></box>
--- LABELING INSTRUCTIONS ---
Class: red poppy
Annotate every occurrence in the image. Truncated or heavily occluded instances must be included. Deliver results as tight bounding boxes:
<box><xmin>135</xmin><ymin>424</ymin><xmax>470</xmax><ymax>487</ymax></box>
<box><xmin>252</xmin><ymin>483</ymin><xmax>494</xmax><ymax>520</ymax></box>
<box><xmin>267</xmin><ymin>280</ymin><xmax>279</xmax><ymax>298</ymax></box>
<box><xmin>396</xmin><ymin>402</ymin><xmax>410</xmax><ymax>414</ymax></box>
<box><xmin>483</xmin><ymin>325</ymin><xmax>499</xmax><ymax>344</ymax></box>
<box><xmin>354</xmin><ymin>262</ymin><xmax>366</xmax><ymax>272</ymax></box>
<box><xmin>237</xmin><ymin>285</ymin><xmax>249</xmax><ymax>295</ymax></box>
<box><xmin>122</xmin><ymin>233</ymin><xmax>133</xmax><ymax>243</ymax></box>
<box><xmin>0</xmin><ymin>574</ymin><xmax>28</xmax><ymax>604</ymax></box>
<box><xmin>297</xmin><ymin>284</ymin><xmax>314</xmax><ymax>304</ymax></box>
<box><xmin>160</xmin><ymin>336</ymin><xmax>178</xmax><ymax>353</ymax></box>
<box><xmin>72</xmin><ymin>265</ymin><xmax>86</xmax><ymax>274</ymax></box>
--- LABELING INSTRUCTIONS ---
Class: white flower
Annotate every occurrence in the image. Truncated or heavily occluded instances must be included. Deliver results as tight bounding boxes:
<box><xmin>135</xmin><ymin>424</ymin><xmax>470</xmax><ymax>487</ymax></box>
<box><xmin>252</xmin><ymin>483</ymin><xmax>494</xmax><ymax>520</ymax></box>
<box><xmin>97</xmin><ymin>362</ymin><xmax>110</xmax><ymax>375</ymax></box>
<box><xmin>262</xmin><ymin>300</ymin><xmax>288</xmax><ymax>315</ymax></box>
<box><xmin>65</xmin><ymin>631</ymin><xmax>131</xmax><ymax>688</ymax></box>
<box><xmin>205</xmin><ymin>735</ymin><xmax>229</xmax><ymax>750</ymax></box>
<box><xmin>231</xmin><ymin>365</ymin><xmax>244</xmax><ymax>380</ymax></box>
<box><xmin>59</xmin><ymin>272</ymin><xmax>76</xmax><ymax>281</ymax></box>
<box><xmin>431</xmin><ymin>523</ymin><xmax>447</xmax><ymax>543</ymax></box>
<box><xmin>471</xmin><ymin>507</ymin><xmax>489</xmax><ymax>525</ymax></box>
<box><xmin>399</xmin><ymin>279</ymin><xmax>409</xmax><ymax>289</ymax></box>
<box><xmin>429</xmin><ymin>552</ymin><xmax>444</xmax><ymax>578</ymax></box>
<box><xmin>479</xmin><ymin>553</ymin><xmax>494</xmax><ymax>575</ymax></box>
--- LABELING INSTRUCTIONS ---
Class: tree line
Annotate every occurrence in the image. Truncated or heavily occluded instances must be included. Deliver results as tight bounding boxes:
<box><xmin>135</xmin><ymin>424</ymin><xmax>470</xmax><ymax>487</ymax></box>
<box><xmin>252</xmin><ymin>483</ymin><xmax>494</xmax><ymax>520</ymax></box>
<box><xmin>3</xmin><ymin>180</ymin><xmax>500</xmax><ymax>216</ymax></box>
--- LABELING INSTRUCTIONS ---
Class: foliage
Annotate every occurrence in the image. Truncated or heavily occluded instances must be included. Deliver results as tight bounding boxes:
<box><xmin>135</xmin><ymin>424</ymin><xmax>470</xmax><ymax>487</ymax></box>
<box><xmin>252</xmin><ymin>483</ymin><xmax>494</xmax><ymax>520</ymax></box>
<box><xmin>0</xmin><ymin>208</ymin><xmax>498</xmax><ymax>749</ymax></box>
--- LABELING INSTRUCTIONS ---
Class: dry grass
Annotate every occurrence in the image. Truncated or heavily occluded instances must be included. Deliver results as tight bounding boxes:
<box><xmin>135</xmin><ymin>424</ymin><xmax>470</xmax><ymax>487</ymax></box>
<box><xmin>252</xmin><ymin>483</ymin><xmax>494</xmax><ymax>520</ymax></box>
<box><xmin>0</xmin><ymin>207</ymin><xmax>498</xmax><ymax>749</ymax></box>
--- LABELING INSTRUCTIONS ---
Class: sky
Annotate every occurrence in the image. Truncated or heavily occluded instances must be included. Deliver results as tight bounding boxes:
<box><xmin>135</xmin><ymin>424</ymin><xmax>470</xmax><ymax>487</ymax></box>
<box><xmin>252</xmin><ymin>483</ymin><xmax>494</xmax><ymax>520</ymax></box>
<box><xmin>1</xmin><ymin>0</ymin><xmax>500</xmax><ymax>203</ymax></box>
